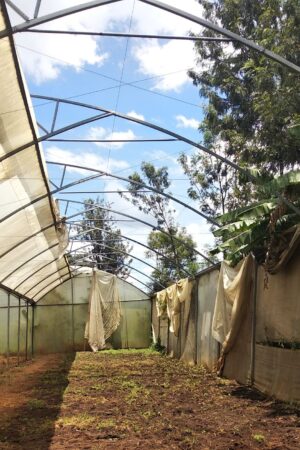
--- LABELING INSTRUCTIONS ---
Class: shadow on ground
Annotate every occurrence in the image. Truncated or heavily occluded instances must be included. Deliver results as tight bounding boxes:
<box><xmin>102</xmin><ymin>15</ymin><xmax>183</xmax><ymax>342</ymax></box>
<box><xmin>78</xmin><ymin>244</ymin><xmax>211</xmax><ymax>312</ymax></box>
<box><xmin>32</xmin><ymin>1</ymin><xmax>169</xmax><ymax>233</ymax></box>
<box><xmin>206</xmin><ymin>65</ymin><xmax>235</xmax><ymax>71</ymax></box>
<box><xmin>0</xmin><ymin>353</ymin><xmax>75</xmax><ymax>450</ymax></box>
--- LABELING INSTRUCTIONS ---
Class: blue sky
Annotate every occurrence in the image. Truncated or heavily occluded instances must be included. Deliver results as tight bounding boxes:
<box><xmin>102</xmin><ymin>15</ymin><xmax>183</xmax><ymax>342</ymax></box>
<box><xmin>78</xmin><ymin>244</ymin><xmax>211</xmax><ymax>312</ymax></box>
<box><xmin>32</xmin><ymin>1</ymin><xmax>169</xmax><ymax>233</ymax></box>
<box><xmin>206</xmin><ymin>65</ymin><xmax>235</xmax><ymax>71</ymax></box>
<box><xmin>8</xmin><ymin>0</ymin><xmax>218</xmax><ymax>289</ymax></box>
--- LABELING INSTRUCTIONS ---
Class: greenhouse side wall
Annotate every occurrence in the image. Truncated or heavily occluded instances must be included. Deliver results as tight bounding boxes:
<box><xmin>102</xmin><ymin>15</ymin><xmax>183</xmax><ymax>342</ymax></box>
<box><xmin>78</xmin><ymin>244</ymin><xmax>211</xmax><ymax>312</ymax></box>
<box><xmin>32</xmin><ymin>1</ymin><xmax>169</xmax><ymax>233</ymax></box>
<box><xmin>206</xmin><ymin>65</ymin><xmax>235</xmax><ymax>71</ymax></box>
<box><xmin>33</xmin><ymin>276</ymin><xmax>151</xmax><ymax>353</ymax></box>
<box><xmin>152</xmin><ymin>266</ymin><xmax>220</xmax><ymax>369</ymax></box>
<box><xmin>153</xmin><ymin>251</ymin><xmax>300</xmax><ymax>402</ymax></box>
<box><xmin>0</xmin><ymin>288</ymin><xmax>33</xmax><ymax>368</ymax></box>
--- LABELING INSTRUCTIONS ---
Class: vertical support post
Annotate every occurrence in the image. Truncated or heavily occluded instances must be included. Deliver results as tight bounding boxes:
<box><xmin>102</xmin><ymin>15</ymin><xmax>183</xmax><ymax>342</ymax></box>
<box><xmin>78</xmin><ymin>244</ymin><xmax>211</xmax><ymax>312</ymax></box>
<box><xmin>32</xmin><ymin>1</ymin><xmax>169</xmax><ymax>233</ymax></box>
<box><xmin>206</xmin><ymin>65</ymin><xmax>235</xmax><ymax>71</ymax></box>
<box><xmin>31</xmin><ymin>304</ymin><xmax>35</xmax><ymax>359</ymax></box>
<box><xmin>158</xmin><ymin>316</ymin><xmax>161</xmax><ymax>342</ymax></box>
<box><xmin>167</xmin><ymin>317</ymin><xmax>170</xmax><ymax>354</ymax></box>
<box><xmin>250</xmin><ymin>259</ymin><xmax>258</xmax><ymax>386</ymax></box>
<box><xmin>25</xmin><ymin>301</ymin><xmax>29</xmax><ymax>361</ymax></box>
<box><xmin>17</xmin><ymin>297</ymin><xmax>21</xmax><ymax>365</ymax></box>
<box><xmin>7</xmin><ymin>293</ymin><xmax>10</xmax><ymax>367</ymax></box>
<box><xmin>194</xmin><ymin>279</ymin><xmax>199</xmax><ymax>365</ymax></box>
<box><xmin>71</xmin><ymin>278</ymin><xmax>75</xmax><ymax>351</ymax></box>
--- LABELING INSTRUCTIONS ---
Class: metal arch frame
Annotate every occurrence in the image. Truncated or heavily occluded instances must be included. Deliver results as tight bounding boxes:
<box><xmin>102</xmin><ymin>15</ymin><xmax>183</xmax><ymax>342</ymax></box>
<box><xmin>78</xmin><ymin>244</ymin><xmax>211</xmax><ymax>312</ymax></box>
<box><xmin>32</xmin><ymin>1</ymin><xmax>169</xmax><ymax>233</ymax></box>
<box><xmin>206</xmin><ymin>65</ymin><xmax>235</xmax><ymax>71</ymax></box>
<box><xmin>13</xmin><ymin>251</ymin><xmax>66</xmax><ymax>291</ymax></box>
<box><xmin>68</xmin><ymin>256</ymin><xmax>151</xmax><ymax>291</ymax></box>
<box><xmin>66</xmin><ymin>222</ymin><xmax>192</xmax><ymax>276</ymax></box>
<box><xmin>32</xmin><ymin>94</ymin><xmax>246</xmax><ymax>176</ymax></box>
<box><xmin>0</xmin><ymin>242</ymin><xmax>60</xmax><ymax>284</ymax></box>
<box><xmin>34</xmin><ymin>267</ymin><xmax>150</xmax><ymax>303</ymax></box>
<box><xmin>1</xmin><ymin>0</ymin><xmax>299</xmax><ymax>73</ymax></box>
<box><xmin>24</xmin><ymin>265</ymin><xmax>70</xmax><ymax>297</ymax></box>
<box><xmin>69</xmin><ymin>241</ymin><xmax>162</xmax><ymax>275</ymax></box>
<box><xmin>71</xmin><ymin>252</ymin><xmax>165</xmax><ymax>288</ymax></box>
<box><xmin>66</xmin><ymin>242</ymin><xmax>166</xmax><ymax>280</ymax></box>
<box><xmin>0</xmin><ymin>162</ymin><xmax>219</xmax><ymax>229</ymax></box>
<box><xmin>59</xmin><ymin>198</ymin><xmax>213</xmax><ymax>263</ymax></box>
<box><xmin>1</xmin><ymin>91</ymin><xmax>245</xmax><ymax>180</ymax></box>
<box><xmin>0</xmin><ymin>281</ymin><xmax>34</xmax><ymax>305</ymax></box>
<box><xmin>0</xmin><ymin>205</ymin><xmax>102</xmax><ymax>261</ymax></box>
<box><xmin>0</xmin><ymin>111</ymin><xmax>113</xmax><ymax>163</ymax></box>
<box><xmin>34</xmin><ymin>273</ymin><xmax>72</xmax><ymax>301</ymax></box>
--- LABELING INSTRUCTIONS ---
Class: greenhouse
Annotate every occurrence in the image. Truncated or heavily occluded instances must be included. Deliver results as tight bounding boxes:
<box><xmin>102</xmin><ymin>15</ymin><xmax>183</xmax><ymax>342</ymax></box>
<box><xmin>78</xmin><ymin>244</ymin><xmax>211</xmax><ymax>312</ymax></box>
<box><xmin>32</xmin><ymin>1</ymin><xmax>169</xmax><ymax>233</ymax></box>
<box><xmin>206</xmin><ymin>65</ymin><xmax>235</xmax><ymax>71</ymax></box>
<box><xmin>0</xmin><ymin>1</ymin><xmax>300</xmax><ymax>449</ymax></box>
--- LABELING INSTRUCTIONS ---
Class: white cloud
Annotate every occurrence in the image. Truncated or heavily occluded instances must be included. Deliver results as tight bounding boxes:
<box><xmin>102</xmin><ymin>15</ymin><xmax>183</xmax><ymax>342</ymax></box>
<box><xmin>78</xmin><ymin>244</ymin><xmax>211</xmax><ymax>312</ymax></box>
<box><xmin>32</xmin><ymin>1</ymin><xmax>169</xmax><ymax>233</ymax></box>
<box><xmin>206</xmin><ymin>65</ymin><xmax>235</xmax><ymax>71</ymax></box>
<box><xmin>133</xmin><ymin>40</ymin><xmax>196</xmax><ymax>92</ymax></box>
<box><xmin>185</xmin><ymin>222</ymin><xmax>215</xmax><ymax>252</ymax></box>
<box><xmin>176</xmin><ymin>114</ymin><xmax>199</xmax><ymax>129</ymax></box>
<box><xmin>127</xmin><ymin>110</ymin><xmax>145</xmax><ymax>121</ymax></box>
<box><xmin>10</xmin><ymin>0</ymin><xmax>204</xmax><ymax>87</ymax></box>
<box><xmin>45</xmin><ymin>146</ymin><xmax>129</xmax><ymax>174</ymax></box>
<box><xmin>87</xmin><ymin>126</ymin><xmax>138</xmax><ymax>149</ymax></box>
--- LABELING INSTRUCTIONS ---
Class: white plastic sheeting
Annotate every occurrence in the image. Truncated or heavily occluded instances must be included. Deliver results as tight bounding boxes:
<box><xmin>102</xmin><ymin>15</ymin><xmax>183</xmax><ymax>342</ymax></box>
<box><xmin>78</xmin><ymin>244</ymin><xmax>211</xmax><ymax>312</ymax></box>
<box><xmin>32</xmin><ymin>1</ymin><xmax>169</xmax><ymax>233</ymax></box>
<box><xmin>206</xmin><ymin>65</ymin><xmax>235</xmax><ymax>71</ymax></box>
<box><xmin>0</xmin><ymin>8</ymin><xmax>69</xmax><ymax>301</ymax></box>
<box><xmin>85</xmin><ymin>270</ymin><xmax>121</xmax><ymax>351</ymax></box>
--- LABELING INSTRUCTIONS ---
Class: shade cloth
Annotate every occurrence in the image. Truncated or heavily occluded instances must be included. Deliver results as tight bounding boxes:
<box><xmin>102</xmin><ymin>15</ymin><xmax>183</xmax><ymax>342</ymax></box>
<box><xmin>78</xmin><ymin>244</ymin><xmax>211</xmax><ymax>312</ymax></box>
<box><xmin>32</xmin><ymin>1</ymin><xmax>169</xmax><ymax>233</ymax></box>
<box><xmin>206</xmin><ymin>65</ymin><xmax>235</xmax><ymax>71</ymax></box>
<box><xmin>156</xmin><ymin>278</ymin><xmax>194</xmax><ymax>337</ymax></box>
<box><xmin>85</xmin><ymin>270</ymin><xmax>121</xmax><ymax>351</ymax></box>
<box><xmin>0</xmin><ymin>8</ymin><xmax>69</xmax><ymax>301</ymax></box>
<box><xmin>212</xmin><ymin>255</ymin><xmax>255</xmax><ymax>355</ymax></box>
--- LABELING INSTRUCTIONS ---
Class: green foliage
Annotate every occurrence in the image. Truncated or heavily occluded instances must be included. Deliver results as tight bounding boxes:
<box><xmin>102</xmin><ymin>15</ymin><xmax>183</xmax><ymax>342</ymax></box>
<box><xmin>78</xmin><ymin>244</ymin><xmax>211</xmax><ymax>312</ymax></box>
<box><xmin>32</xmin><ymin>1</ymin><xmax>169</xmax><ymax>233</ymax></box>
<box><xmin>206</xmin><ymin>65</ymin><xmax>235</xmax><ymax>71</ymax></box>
<box><xmin>180</xmin><ymin>0</ymin><xmax>300</xmax><ymax>226</ymax></box>
<box><xmin>69</xmin><ymin>198</ymin><xmax>132</xmax><ymax>277</ymax></box>
<box><xmin>150</xmin><ymin>337</ymin><xmax>166</xmax><ymax>354</ymax></box>
<box><xmin>252</xmin><ymin>434</ymin><xmax>265</xmax><ymax>443</ymax></box>
<box><xmin>120</xmin><ymin>163</ymin><xmax>202</xmax><ymax>291</ymax></box>
<box><xmin>147</xmin><ymin>227</ymin><xmax>200</xmax><ymax>290</ymax></box>
<box><xmin>190</xmin><ymin>0</ymin><xmax>299</xmax><ymax>174</ymax></box>
<box><xmin>210</xmin><ymin>171</ymin><xmax>300</xmax><ymax>266</ymax></box>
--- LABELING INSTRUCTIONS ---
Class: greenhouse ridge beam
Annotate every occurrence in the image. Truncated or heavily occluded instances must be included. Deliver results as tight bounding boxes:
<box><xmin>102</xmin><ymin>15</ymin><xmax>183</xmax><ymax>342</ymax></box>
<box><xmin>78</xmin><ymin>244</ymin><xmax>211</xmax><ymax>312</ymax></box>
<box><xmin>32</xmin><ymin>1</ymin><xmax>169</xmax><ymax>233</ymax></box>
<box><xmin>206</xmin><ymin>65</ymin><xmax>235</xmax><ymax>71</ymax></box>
<box><xmin>24</xmin><ymin>29</ymin><xmax>233</xmax><ymax>42</ymax></box>
<box><xmin>48</xmin><ymin>138</ymin><xmax>178</xmax><ymax>143</ymax></box>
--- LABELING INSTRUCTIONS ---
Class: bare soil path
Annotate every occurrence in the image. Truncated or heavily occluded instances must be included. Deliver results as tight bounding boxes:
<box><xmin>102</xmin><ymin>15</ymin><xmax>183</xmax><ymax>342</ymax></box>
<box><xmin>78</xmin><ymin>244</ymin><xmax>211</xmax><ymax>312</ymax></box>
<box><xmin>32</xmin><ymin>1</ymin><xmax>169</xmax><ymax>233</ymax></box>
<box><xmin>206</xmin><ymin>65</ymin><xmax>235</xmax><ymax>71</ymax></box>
<box><xmin>0</xmin><ymin>350</ymin><xmax>299</xmax><ymax>449</ymax></box>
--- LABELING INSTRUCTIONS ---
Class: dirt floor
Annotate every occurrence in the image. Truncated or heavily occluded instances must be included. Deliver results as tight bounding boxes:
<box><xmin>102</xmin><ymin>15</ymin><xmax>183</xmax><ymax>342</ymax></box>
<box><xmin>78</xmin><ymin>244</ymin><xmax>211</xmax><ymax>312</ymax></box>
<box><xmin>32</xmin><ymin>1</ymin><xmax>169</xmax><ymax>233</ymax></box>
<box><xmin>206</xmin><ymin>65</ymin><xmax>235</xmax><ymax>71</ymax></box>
<box><xmin>0</xmin><ymin>350</ymin><xmax>300</xmax><ymax>450</ymax></box>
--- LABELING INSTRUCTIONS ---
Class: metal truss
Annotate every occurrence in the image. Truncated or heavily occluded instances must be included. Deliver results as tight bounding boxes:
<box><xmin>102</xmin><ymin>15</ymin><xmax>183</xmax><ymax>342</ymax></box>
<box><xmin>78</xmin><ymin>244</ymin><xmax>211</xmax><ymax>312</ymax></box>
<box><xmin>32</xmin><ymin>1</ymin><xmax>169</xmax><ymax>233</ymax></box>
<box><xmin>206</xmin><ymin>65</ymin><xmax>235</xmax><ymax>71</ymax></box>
<box><xmin>23</xmin><ymin>29</ymin><xmax>233</xmax><ymax>42</ymax></box>
<box><xmin>67</xmin><ymin>222</ymin><xmax>192</xmax><ymax>276</ymax></box>
<box><xmin>2</xmin><ymin>0</ymin><xmax>299</xmax><ymax>73</ymax></box>
<box><xmin>30</xmin><ymin>94</ymin><xmax>247</xmax><ymax>176</ymax></box>
<box><xmin>71</xmin><ymin>251</ymin><xmax>165</xmax><ymax>288</ymax></box>
<box><xmin>60</xmin><ymin>198</ymin><xmax>214</xmax><ymax>263</ymax></box>
<box><xmin>0</xmin><ymin>156</ymin><xmax>219</xmax><ymax>227</ymax></box>
<box><xmin>67</xmin><ymin>243</ymin><xmax>163</xmax><ymax>276</ymax></box>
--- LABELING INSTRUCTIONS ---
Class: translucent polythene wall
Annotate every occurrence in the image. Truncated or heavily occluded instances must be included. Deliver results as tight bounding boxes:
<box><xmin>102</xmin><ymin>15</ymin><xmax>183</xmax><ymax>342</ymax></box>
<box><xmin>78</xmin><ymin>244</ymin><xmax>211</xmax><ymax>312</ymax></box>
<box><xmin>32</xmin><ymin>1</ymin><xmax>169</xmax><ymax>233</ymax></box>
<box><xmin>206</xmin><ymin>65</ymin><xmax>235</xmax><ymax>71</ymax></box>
<box><xmin>0</xmin><ymin>289</ymin><xmax>33</xmax><ymax>364</ymax></box>
<box><xmin>33</xmin><ymin>275</ymin><xmax>151</xmax><ymax>353</ymax></box>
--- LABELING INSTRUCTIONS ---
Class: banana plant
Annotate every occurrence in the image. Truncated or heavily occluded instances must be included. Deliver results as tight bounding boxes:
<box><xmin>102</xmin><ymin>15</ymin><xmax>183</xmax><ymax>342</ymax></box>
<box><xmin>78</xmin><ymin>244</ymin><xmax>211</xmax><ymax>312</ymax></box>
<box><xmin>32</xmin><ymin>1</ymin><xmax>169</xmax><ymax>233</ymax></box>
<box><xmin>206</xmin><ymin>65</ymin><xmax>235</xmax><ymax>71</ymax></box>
<box><xmin>210</xmin><ymin>171</ymin><xmax>300</xmax><ymax>267</ymax></box>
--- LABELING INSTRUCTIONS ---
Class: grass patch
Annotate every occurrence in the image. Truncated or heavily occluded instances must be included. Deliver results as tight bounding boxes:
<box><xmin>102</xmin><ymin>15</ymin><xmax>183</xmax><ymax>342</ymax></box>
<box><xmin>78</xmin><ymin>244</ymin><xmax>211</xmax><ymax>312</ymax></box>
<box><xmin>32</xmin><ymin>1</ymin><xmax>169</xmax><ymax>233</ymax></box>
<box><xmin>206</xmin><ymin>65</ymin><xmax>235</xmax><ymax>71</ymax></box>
<box><xmin>252</xmin><ymin>434</ymin><xmax>265</xmax><ymax>443</ymax></box>
<box><xmin>96</xmin><ymin>418</ymin><xmax>116</xmax><ymax>429</ymax></box>
<box><xmin>58</xmin><ymin>413</ymin><xmax>95</xmax><ymax>429</ymax></box>
<box><xmin>27</xmin><ymin>399</ymin><xmax>47</xmax><ymax>409</ymax></box>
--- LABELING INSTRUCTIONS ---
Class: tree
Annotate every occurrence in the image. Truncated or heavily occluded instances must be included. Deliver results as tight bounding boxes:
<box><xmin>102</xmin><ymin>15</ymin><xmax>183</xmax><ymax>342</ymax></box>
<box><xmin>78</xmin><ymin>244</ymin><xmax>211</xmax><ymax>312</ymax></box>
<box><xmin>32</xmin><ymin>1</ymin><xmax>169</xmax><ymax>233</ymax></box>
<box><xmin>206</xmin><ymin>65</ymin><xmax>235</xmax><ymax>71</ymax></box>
<box><xmin>70</xmin><ymin>198</ymin><xmax>132</xmax><ymax>278</ymax></box>
<box><xmin>146</xmin><ymin>227</ymin><xmax>201</xmax><ymax>291</ymax></box>
<box><xmin>180</xmin><ymin>0</ymin><xmax>300</xmax><ymax>217</ymax></box>
<box><xmin>120</xmin><ymin>162</ymin><xmax>202</xmax><ymax>291</ymax></box>
<box><xmin>211</xmin><ymin>171</ymin><xmax>300</xmax><ymax>268</ymax></box>
<box><xmin>178</xmin><ymin>144</ymin><xmax>251</xmax><ymax>218</ymax></box>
